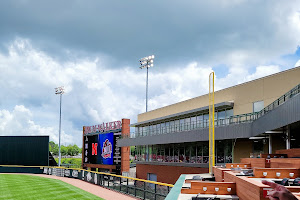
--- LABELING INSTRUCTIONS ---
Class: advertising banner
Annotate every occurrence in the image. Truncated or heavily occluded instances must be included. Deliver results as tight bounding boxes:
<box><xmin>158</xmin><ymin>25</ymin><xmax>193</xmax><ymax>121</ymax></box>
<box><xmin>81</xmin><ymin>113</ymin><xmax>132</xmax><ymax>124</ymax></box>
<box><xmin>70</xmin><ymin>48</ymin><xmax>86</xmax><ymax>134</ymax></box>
<box><xmin>98</xmin><ymin>132</ymin><xmax>114</xmax><ymax>165</ymax></box>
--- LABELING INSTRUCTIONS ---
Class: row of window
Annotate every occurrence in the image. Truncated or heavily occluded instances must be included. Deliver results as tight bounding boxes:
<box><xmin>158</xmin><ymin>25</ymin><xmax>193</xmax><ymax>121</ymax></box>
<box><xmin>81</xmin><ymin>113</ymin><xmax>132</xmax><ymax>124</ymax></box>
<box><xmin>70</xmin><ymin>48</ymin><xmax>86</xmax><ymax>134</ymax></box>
<box><xmin>134</xmin><ymin>140</ymin><xmax>233</xmax><ymax>164</ymax></box>
<box><xmin>135</xmin><ymin>109</ymin><xmax>234</xmax><ymax>137</ymax></box>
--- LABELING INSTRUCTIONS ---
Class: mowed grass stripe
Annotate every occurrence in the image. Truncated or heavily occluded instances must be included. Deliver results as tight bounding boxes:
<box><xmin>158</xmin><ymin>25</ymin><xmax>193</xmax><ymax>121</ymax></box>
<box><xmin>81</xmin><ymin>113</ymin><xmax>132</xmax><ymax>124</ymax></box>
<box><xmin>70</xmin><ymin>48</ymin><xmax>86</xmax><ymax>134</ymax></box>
<box><xmin>0</xmin><ymin>174</ymin><xmax>104</xmax><ymax>200</ymax></box>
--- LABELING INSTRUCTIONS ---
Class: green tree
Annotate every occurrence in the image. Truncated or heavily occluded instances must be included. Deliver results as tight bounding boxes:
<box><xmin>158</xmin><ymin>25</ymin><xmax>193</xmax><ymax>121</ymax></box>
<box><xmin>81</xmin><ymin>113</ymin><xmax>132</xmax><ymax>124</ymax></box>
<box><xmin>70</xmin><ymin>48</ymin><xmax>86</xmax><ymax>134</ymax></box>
<box><xmin>49</xmin><ymin>141</ymin><xmax>55</xmax><ymax>152</ymax></box>
<box><xmin>61</xmin><ymin>145</ymin><xmax>68</xmax><ymax>156</ymax></box>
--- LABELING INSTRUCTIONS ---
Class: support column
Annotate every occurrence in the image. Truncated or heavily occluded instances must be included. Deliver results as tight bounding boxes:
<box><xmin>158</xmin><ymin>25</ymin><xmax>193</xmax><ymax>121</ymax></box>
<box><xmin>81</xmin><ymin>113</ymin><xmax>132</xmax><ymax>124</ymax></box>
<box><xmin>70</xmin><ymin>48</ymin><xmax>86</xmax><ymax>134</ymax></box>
<box><xmin>269</xmin><ymin>135</ymin><xmax>272</xmax><ymax>154</ymax></box>
<box><xmin>121</xmin><ymin>118</ymin><xmax>130</xmax><ymax>173</ymax></box>
<box><xmin>286</xmin><ymin>125</ymin><xmax>291</xmax><ymax>149</ymax></box>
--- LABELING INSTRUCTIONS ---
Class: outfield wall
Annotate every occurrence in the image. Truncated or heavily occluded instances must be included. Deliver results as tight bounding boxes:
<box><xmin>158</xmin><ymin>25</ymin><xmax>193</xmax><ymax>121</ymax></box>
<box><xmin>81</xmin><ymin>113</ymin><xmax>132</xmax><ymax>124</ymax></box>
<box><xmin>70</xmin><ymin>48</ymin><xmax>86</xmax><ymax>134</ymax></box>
<box><xmin>0</xmin><ymin>136</ymin><xmax>49</xmax><ymax>166</ymax></box>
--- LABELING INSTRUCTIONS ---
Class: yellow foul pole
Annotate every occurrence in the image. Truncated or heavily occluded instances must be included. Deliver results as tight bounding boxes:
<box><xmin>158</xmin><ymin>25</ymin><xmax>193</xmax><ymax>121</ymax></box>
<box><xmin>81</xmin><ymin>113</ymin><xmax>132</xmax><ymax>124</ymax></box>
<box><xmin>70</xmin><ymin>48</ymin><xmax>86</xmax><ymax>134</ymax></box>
<box><xmin>209</xmin><ymin>72</ymin><xmax>215</xmax><ymax>174</ymax></box>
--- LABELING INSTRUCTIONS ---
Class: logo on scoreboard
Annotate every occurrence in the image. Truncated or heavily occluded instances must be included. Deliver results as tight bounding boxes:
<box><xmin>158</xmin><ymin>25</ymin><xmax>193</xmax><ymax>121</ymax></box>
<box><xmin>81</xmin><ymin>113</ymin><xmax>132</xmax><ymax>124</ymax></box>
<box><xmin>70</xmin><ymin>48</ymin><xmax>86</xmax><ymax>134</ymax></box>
<box><xmin>101</xmin><ymin>139</ymin><xmax>112</xmax><ymax>159</ymax></box>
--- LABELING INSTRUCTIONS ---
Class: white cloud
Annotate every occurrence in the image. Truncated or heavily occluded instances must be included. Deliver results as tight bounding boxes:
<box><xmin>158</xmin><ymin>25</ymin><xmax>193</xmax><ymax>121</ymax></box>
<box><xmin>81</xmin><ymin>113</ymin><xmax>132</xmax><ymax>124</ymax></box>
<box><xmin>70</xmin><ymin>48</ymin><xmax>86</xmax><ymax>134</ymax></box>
<box><xmin>0</xmin><ymin>105</ymin><xmax>73</xmax><ymax>144</ymax></box>
<box><xmin>0</xmin><ymin>38</ymin><xmax>295</xmax><ymax>147</ymax></box>
<box><xmin>295</xmin><ymin>59</ymin><xmax>300</xmax><ymax>67</ymax></box>
<box><xmin>244</xmin><ymin>65</ymin><xmax>281</xmax><ymax>82</ymax></box>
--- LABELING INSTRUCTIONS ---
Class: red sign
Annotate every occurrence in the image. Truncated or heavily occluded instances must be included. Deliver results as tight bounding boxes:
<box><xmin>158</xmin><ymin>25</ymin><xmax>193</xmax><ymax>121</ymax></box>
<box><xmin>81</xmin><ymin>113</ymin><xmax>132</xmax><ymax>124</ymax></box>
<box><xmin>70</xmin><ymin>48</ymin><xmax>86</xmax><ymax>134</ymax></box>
<box><xmin>84</xmin><ymin>121</ymin><xmax>122</xmax><ymax>134</ymax></box>
<box><xmin>92</xmin><ymin>143</ymin><xmax>98</xmax><ymax>155</ymax></box>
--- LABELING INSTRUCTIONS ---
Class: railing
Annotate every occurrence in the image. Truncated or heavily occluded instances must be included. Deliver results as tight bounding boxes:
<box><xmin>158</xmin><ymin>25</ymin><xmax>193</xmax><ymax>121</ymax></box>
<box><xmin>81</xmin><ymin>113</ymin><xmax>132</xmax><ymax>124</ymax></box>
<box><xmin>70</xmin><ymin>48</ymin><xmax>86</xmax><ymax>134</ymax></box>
<box><xmin>0</xmin><ymin>165</ymin><xmax>173</xmax><ymax>200</ymax></box>
<box><xmin>124</xmin><ymin>83</ymin><xmax>300</xmax><ymax>139</ymax></box>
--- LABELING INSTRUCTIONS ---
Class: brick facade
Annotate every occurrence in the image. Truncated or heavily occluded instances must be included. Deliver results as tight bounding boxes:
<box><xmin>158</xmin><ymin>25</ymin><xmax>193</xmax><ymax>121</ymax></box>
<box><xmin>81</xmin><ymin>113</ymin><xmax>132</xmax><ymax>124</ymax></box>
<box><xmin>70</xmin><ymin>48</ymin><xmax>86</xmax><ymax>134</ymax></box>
<box><xmin>136</xmin><ymin>164</ymin><xmax>209</xmax><ymax>184</ymax></box>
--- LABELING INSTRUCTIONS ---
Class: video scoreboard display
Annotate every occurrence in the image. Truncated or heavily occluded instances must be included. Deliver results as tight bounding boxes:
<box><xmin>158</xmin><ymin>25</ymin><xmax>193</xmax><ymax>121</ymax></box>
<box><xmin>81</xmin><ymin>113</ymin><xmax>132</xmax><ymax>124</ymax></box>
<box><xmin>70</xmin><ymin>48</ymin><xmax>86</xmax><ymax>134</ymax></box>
<box><xmin>83</xmin><ymin>132</ymin><xmax>121</xmax><ymax>166</ymax></box>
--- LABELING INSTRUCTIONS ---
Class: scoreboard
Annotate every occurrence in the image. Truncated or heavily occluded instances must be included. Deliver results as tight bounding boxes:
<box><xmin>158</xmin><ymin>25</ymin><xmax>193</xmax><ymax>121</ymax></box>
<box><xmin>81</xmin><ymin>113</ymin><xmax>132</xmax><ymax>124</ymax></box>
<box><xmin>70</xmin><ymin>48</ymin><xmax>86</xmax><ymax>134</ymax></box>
<box><xmin>83</xmin><ymin>120</ymin><xmax>123</xmax><ymax>169</ymax></box>
<box><xmin>83</xmin><ymin>132</ymin><xmax>121</xmax><ymax>165</ymax></box>
<box><xmin>83</xmin><ymin>119</ymin><xmax>130</xmax><ymax>175</ymax></box>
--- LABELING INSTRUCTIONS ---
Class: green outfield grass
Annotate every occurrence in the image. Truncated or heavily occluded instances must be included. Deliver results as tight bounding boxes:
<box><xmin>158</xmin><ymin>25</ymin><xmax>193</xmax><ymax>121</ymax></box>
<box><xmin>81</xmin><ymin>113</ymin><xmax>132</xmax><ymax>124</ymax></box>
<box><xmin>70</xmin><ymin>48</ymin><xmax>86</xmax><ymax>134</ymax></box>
<box><xmin>0</xmin><ymin>174</ymin><xmax>104</xmax><ymax>200</ymax></box>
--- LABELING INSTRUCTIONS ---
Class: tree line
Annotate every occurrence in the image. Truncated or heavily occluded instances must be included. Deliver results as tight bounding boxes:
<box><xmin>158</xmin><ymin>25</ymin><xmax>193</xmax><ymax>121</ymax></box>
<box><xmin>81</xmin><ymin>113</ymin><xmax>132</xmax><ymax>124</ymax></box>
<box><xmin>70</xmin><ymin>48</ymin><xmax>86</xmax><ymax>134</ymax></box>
<box><xmin>49</xmin><ymin>141</ymin><xmax>82</xmax><ymax>156</ymax></box>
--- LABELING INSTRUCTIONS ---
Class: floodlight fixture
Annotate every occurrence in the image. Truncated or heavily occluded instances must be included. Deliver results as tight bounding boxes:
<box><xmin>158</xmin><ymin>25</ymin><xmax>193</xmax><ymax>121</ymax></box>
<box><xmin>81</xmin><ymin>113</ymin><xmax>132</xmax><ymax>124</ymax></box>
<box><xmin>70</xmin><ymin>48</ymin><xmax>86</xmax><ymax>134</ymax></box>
<box><xmin>139</xmin><ymin>55</ymin><xmax>155</xmax><ymax>112</ymax></box>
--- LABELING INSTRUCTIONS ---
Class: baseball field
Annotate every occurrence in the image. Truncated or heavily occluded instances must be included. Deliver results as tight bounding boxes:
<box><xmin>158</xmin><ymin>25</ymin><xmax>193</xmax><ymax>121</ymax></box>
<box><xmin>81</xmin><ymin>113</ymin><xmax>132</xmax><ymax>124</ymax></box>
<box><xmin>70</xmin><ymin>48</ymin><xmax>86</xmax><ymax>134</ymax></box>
<box><xmin>0</xmin><ymin>174</ymin><xmax>104</xmax><ymax>200</ymax></box>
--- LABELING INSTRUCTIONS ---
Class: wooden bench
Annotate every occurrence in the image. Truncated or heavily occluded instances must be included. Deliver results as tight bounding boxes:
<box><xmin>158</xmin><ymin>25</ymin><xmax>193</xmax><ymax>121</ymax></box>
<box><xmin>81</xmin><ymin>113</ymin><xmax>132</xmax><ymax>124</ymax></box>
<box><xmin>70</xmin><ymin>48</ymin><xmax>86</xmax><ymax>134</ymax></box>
<box><xmin>226</xmin><ymin>163</ymin><xmax>251</xmax><ymax>169</ymax></box>
<box><xmin>260</xmin><ymin>153</ymin><xmax>288</xmax><ymax>158</ymax></box>
<box><xmin>253</xmin><ymin>168</ymin><xmax>300</xmax><ymax>179</ymax></box>
<box><xmin>181</xmin><ymin>181</ymin><xmax>236</xmax><ymax>195</ymax></box>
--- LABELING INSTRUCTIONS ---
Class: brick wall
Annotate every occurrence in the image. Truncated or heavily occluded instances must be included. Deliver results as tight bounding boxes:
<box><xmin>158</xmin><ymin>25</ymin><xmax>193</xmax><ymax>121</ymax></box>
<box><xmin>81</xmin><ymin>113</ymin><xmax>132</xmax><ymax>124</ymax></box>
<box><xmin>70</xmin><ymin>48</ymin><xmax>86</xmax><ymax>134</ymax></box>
<box><xmin>121</xmin><ymin>118</ymin><xmax>130</xmax><ymax>173</ymax></box>
<box><xmin>136</xmin><ymin>164</ymin><xmax>208</xmax><ymax>184</ymax></box>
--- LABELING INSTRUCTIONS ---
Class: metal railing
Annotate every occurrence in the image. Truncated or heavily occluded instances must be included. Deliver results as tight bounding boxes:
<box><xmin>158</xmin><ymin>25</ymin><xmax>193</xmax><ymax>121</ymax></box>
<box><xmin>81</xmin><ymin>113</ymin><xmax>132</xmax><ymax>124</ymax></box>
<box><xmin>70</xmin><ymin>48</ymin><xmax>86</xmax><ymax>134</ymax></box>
<box><xmin>124</xmin><ymin>83</ymin><xmax>300</xmax><ymax>139</ymax></box>
<box><xmin>0</xmin><ymin>165</ymin><xmax>173</xmax><ymax>200</ymax></box>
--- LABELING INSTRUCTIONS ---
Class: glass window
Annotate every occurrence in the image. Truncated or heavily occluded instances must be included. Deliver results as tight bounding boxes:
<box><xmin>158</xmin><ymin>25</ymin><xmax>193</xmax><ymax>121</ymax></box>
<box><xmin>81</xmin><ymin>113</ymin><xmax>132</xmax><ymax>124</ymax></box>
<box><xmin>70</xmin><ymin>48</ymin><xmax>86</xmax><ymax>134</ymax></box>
<box><xmin>165</xmin><ymin>145</ymin><xmax>170</xmax><ymax>162</ymax></box>
<box><xmin>180</xmin><ymin>119</ymin><xmax>185</xmax><ymax>131</ymax></box>
<box><xmin>161</xmin><ymin>123</ymin><xmax>165</xmax><ymax>134</ymax></box>
<box><xmin>197</xmin><ymin>143</ymin><xmax>203</xmax><ymax>163</ymax></box>
<box><xmin>225</xmin><ymin>140</ymin><xmax>233</xmax><ymax>163</ymax></box>
<box><xmin>141</xmin><ymin>146</ymin><xmax>146</xmax><ymax>161</ymax></box>
<box><xmin>152</xmin><ymin>125</ymin><xmax>156</xmax><ymax>135</ymax></box>
<box><xmin>148</xmin><ymin>145</ymin><xmax>152</xmax><ymax>161</ymax></box>
<box><xmin>218</xmin><ymin>110</ymin><xmax>226</xmax><ymax>125</ymax></box>
<box><xmin>179</xmin><ymin>144</ymin><xmax>185</xmax><ymax>162</ymax></box>
<box><xmin>202</xmin><ymin>142</ymin><xmax>209</xmax><ymax>163</ymax></box>
<box><xmin>191</xmin><ymin>117</ymin><xmax>196</xmax><ymax>129</ymax></box>
<box><xmin>156</xmin><ymin>124</ymin><xmax>161</xmax><ymax>135</ymax></box>
<box><xmin>170</xmin><ymin>121</ymin><xmax>175</xmax><ymax>133</ymax></box>
<box><xmin>197</xmin><ymin>115</ymin><xmax>203</xmax><ymax>128</ymax></box>
<box><xmin>149</xmin><ymin>125</ymin><xmax>153</xmax><ymax>136</ymax></box>
<box><xmin>253</xmin><ymin>100</ymin><xmax>264</xmax><ymax>112</ymax></box>
<box><xmin>152</xmin><ymin>145</ymin><xmax>157</xmax><ymax>161</ymax></box>
<box><xmin>166</xmin><ymin>122</ymin><xmax>170</xmax><ymax>133</ymax></box>
<box><xmin>203</xmin><ymin>114</ymin><xmax>209</xmax><ymax>128</ymax></box>
<box><xmin>185</xmin><ymin>117</ymin><xmax>190</xmax><ymax>130</ymax></box>
<box><xmin>216</xmin><ymin>140</ymin><xmax>225</xmax><ymax>163</ymax></box>
<box><xmin>175</xmin><ymin>120</ymin><xmax>180</xmax><ymax>132</ymax></box>
<box><xmin>226</xmin><ymin>109</ymin><xmax>233</xmax><ymax>117</ymax></box>
<box><xmin>174</xmin><ymin>144</ymin><xmax>179</xmax><ymax>162</ymax></box>
<box><xmin>169</xmin><ymin>144</ymin><xmax>174</xmax><ymax>162</ymax></box>
<box><xmin>185</xmin><ymin>144</ymin><xmax>191</xmax><ymax>163</ymax></box>
<box><xmin>190</xmin><ymin>143</ymin><xmax>196</xmax><ymax>163</ymax></box>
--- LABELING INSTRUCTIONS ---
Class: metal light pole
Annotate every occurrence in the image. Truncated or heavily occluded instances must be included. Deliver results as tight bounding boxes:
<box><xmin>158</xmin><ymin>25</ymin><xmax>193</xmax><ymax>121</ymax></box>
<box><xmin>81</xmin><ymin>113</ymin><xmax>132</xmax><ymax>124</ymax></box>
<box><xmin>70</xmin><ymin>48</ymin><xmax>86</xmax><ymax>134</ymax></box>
<box><xmin>55</xmin><ymin>86</ymin><xmax>64</xmax><ymax>167</ymax></box>
<box><xmin>139</xmin><ymin>55</ymin><xmax>154</xmax><ymax>112</ymax></box>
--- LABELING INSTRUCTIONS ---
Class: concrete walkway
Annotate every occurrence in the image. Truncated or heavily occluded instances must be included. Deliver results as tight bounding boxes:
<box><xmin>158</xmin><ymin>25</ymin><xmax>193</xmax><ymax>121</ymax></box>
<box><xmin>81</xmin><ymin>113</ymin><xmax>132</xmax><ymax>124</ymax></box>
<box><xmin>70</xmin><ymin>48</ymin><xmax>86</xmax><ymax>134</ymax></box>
<box><xmin>10</xmin><ymin>173</ymin><xmax>139</xmax><ymax>200</ymax></box>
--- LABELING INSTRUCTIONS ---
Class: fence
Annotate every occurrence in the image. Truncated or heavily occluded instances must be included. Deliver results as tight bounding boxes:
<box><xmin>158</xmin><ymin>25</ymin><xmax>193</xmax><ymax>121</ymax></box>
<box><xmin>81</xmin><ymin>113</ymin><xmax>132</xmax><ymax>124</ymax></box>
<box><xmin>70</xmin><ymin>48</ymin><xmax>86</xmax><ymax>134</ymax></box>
<box><xmin>0</xmin><ymin>165</ymin><xmax>173</xmax><ymax>200</ymax></box>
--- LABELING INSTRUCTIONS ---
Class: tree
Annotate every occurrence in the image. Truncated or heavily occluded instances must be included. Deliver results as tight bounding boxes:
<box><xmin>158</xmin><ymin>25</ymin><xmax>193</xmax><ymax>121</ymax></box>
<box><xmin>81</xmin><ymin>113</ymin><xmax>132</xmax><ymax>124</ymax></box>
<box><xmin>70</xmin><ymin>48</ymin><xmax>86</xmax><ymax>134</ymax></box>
<box><xmin>49</xmin><ymin>141</ymin><xmax>81</xmax><ymax>156</ymax></box>
<box><xmin>49</xmin><ymin>141</ymin><xmax>55</xmax><ymax>152</ymax></box>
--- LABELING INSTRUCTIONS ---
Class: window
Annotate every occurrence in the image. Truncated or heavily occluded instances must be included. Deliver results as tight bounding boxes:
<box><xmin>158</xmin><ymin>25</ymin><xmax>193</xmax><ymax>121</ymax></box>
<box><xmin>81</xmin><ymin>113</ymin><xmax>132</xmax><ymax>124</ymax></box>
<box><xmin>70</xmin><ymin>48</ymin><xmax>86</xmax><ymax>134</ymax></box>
<box><xmin>197</xmin><ymin>115</ymin><xmax>203</xmax><ymax>128</ymax></box>
<box><xmin>218</xmin><ymin>110</ymin><xmax>226</xmax><ymax>125</ymax></box>
<box><xmin>253</xmin><ymin>100</ymin><xmax>264</xmax><ymax>112</ymax></box>
<box><xmin>166</xmin><ymin>122</ymin><xmax>170</xmax><ymax>133</ymax></box>
<box><xmin>203</xmin><ymin>114</ymin><xmax>209</xmax><ymax>128</ymax></box>
<box><xmin>191</xmin><ymin>117</ymin><xmax>196</xmax><ymax>129</ymax></box>
<box><xmin>170</xmin><ymin>121</ymin><xmax>175</xmax><ymax>132</ymax></box>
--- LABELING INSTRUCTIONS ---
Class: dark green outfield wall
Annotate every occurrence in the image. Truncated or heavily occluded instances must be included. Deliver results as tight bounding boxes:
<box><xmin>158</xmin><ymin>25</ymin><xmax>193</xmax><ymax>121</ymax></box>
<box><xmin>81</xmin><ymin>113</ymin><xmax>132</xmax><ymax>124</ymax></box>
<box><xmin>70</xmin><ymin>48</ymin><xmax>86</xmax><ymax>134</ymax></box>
<box><xmin>0</xmin><ymin>136</ymin><xmax>49</xmax><ymax>166</ymax></box>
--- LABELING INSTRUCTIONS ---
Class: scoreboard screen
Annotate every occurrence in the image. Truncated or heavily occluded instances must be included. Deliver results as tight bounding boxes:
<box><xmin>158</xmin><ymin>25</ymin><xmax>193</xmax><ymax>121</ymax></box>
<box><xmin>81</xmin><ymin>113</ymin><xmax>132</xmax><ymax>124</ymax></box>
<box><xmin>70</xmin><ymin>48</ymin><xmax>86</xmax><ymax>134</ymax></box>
<box><xmin>84</xmin><ymin>132</ymin><xmax>117</xmax><ymax>165</ymax></box>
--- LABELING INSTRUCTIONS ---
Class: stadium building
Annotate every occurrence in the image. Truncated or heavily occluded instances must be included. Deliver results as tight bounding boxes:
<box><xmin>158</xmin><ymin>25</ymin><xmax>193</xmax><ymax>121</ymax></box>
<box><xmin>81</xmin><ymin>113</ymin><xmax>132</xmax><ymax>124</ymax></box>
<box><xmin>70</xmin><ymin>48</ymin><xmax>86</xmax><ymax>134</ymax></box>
<box><xmin>118</xmin><ymin>66</ymin><xmax>300</xmax><ymax>184</ymax></box>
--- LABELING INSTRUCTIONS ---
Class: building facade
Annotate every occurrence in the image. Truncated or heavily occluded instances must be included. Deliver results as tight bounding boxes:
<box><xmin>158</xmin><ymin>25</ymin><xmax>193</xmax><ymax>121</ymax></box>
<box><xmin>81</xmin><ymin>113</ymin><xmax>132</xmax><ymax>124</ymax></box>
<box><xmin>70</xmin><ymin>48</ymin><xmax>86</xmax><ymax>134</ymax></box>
<box><xmin>118</xmin><ymin>67</ymin><xmax>300</xmax><ymax>184</ymax></box>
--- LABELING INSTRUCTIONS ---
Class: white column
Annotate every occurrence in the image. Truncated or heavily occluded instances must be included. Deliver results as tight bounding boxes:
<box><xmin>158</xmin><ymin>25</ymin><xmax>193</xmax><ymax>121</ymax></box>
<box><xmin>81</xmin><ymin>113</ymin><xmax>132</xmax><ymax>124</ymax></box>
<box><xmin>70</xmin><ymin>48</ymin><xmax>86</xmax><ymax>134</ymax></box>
<box><xmin>269</xmin><ymin>135</ymin><xmax>272</xmax><ymax>154</ymax></box>
<box><xmin>286</xmin><ymin>125</ymin><xmax>291</xmax><ymax>149</ymax></box>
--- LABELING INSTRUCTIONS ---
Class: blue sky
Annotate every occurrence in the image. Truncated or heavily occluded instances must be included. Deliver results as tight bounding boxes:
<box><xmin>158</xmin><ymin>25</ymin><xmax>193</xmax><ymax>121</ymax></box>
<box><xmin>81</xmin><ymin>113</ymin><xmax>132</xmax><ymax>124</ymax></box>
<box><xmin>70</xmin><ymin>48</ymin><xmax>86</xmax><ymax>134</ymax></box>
<box><xmin>0</xmin><ymin>0</ymin><xmax>299</xmax><ymax>146</ymax></box>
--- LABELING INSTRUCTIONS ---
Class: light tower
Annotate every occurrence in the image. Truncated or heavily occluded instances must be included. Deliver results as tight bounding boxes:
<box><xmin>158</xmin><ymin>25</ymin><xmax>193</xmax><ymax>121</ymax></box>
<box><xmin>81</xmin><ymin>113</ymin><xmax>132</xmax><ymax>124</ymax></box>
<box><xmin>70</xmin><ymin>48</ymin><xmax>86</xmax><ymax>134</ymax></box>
<box><xmin>55</xmin><ymin>86</ymin><xmax>64</xmax><ymax>167</ymax></box>
<box><xmin>139</xmin><ymin>55</ymin><xmax>154</xmax><ymax>112</ymax></box>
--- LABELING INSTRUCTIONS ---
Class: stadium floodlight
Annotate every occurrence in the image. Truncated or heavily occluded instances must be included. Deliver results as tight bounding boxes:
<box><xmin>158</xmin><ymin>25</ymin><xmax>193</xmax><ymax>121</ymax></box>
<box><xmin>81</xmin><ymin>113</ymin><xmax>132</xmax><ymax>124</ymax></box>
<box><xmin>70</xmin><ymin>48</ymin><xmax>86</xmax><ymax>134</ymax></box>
<box><xmin>55</xmin><ymin>86</ymin><xmax>64</xmax><ymax>167</ymax></box>
<box><xmin>139</xmin><ymin>55</ymin><xmax>155</xmax><ymax>112</ymax></box>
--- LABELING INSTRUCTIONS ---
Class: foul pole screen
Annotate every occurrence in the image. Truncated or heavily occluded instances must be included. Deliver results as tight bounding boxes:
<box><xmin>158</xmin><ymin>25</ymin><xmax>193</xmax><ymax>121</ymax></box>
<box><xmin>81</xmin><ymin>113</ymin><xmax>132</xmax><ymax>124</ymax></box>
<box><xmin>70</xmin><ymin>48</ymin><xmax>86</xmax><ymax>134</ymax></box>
<box><xmin>209</xmin><ymin>72</ymin><xmax>215</xmax><ymax>174</ymax></box>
